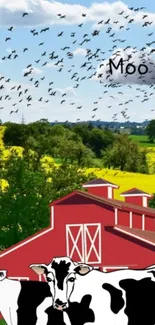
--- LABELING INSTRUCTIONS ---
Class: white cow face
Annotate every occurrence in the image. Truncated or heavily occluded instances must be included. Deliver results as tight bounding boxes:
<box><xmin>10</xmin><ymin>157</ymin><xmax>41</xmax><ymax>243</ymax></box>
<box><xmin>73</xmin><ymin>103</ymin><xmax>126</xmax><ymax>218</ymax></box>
<box><xmin>30</xmin><ymin>257</ymin><xmax>93</xmax><ymax>311</ymax></box>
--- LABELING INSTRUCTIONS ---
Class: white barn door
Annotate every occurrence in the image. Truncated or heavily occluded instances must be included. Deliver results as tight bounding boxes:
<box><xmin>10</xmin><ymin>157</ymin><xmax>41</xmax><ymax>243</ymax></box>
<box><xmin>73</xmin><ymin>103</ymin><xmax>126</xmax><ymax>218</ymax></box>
<box><xmin>66</xmin><ymin>223</ymin><xmax>101</xmax><ymax>264</ymax></box>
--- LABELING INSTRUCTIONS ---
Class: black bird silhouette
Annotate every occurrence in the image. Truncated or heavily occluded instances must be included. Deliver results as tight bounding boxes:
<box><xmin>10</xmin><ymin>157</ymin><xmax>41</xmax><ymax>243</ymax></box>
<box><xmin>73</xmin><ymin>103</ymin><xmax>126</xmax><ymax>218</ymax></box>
<box><xmin>5</xmin><ymin>37</ymin><xmax>11</xmax><ymax>42</ymax></box>
<box><xmin>23</xmin><ymin>12</ymin><xmax>28</xmax><ymax>17</ymax></box>
<box><xmin>8</xmin><ymin>26</ymin><xmax>13</xmax><ymax>31</ymax></box>
<box><xmin>58</xmin><ymin>32</ymin><xmax>63</xmax><ymax>37</ymax></box>
<box><xmin>105</xmin><ymin>19</ymin><xmax>110</xmax><ymax>24</ymax></box>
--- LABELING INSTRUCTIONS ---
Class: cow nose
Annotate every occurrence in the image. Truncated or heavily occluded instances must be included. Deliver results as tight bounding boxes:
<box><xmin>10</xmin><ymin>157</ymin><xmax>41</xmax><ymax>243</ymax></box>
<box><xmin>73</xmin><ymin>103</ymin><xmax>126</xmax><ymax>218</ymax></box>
<box><xmin>54</xmin><ymin>301</ymin><xmax>68</xmax><ymax>310</ymax></box>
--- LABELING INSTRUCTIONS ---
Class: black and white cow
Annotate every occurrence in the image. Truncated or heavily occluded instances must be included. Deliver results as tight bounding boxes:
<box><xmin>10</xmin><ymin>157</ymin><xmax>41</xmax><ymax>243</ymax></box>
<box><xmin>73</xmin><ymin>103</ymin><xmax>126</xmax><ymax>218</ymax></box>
<box><xmin>0</xmin><ymin>270</ymin><xmax>69</xmax><ymax>325</ymax></box>
<box><xmin>30</xmin><ymin>257</ymin><xmax>155</xmax><ymax>325</ymax></box>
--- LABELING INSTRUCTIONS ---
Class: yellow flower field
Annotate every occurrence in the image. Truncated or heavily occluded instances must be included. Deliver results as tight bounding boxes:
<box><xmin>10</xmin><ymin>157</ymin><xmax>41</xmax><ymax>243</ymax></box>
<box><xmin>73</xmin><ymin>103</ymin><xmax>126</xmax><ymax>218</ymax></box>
<box><xmin>0</xmin><ymin>126</ymin><xmax>6</xmax><ymax>149</ymax></box>
<box><xmin>84</xmin><ymin>168</ymin><xmax>155</xmax><ymax>201</ymax></box>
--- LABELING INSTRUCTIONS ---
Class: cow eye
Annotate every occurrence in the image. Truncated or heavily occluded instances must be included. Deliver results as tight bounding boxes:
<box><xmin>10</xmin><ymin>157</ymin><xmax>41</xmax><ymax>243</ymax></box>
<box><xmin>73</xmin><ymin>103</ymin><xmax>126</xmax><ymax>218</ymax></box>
<box><xmin>68</xmin><ymin>277</ymin><xmax>75</xmax><ymax>282</ymax></box>
<box><xmin>47</xmin><ymin>277</ymin><xmax>54</xmax><ymax>283</ymax></box>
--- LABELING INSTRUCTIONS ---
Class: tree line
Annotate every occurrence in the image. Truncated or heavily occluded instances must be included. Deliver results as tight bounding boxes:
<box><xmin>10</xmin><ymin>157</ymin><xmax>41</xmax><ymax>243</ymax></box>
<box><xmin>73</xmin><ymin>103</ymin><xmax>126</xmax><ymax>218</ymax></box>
<box><xmin>2</xmin><ymin>120</ymin><xmax>152</xmax><ymax>173</ymax></box>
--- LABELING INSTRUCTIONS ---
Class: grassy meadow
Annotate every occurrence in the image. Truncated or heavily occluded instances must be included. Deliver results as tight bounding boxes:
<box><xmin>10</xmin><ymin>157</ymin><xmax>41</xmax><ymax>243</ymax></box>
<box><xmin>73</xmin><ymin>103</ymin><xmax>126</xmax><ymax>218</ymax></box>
<box><xmin>129</xmin><ymin>134</ymin><xmax>155</xmax><ymax>147</ymax></box>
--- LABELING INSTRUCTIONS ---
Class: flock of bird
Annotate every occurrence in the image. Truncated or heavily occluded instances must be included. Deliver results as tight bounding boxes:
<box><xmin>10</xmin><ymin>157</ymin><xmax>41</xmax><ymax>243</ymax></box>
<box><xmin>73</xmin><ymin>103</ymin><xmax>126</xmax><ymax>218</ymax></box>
<box><xmin>0</xmin><ymin>6</ymin><xmax>155</xmax><ymax>122</ymax></box>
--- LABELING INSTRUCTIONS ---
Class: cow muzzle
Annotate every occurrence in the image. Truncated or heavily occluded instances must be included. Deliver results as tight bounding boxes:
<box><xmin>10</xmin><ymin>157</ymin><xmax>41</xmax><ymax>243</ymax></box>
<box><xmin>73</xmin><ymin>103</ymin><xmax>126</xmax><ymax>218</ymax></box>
<box><xmin>54</xmin><ymin>299</ymin><xmax>68</xmax><ymax>311</ymax></box>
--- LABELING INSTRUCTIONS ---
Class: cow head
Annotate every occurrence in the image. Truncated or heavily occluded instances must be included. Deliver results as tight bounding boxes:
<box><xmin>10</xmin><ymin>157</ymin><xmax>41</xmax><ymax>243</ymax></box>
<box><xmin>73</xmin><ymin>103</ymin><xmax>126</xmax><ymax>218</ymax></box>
<box><xmin>30</xmin><ymin>257</ymin><xmax>93</xmax><ymax>311</ymax></box>
<box><xmin>0</xmin><ymin>270</ymin><xmax>7</xmax><ymax>281</ymax></box>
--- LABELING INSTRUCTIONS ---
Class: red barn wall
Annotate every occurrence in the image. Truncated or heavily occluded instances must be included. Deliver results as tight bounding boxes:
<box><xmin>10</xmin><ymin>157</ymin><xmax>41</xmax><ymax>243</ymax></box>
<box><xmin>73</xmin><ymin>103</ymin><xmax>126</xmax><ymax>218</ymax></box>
<box><xmin>117</xmin><ymin>210</ymin><xmax>130</xmax><ymax>227</ymax></box>
<box><xmin>86</xmin><ymin>186</ymin><xmax>114</xmax><ymax>199</ymax></box>
<box><xmin>132</xmin><ymin>213</ymin><xmax>142</xmax><ymax>229</ymax></box>
<box><xmin>53</xmin><ymin>202</ymin><xmax>115</xmax><ymax>267</ymax></box>
<box><xmin>145</xmin><ymin>215</ymin><xmax>155</xmax><ymax>231</ymax></box>
<box><xmin>102</xmin><ymin>228</ymin><xmax>155</xmax><ymax>269</ymax></box>
<box><xmin>125</xmin><ymin>196</ymin><xmax>142</xmax><ymax>206</ymax></box>
<box><xmin>53</xmin><ymin>203</ymin><xmax>155</xmax><ymax>269</ymax></box>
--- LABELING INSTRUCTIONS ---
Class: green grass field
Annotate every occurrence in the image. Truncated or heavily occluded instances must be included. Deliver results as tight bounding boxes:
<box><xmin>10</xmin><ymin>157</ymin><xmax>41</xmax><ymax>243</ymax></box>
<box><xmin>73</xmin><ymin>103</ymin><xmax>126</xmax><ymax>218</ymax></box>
<box><xmin>129</xmin><ymin>135</ymin><xmax>155</xmax><ymax>147</ymax></box>
<box><xmin>0</xmin><ymin>320</ymin><xmax>6</xmax><ymax>324</ymax></box>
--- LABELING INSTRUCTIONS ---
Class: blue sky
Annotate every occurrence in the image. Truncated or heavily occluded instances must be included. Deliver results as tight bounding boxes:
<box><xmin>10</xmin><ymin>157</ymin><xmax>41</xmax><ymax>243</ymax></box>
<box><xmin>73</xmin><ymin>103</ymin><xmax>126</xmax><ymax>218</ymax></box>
<box><xmin>0</xmin><ymin>0</ymin><xmax>155</xmax><ymax>123</ymax></box>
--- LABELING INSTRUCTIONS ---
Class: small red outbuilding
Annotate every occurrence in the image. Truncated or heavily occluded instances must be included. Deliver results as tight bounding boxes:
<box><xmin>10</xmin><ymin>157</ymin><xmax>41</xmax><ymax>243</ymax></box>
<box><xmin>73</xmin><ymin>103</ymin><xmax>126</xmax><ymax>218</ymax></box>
<box><xmin>1</xmin><ymin>178</ymin><xmax>155</xmax><ymax>281</ymax></box>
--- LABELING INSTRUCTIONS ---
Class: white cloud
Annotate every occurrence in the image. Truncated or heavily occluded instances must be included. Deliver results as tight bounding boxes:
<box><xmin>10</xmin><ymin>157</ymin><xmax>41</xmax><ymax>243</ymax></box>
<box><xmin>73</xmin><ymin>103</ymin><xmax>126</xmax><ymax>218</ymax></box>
<box><xmin>45</xmin><ymin>62</ymin><xmax>63</xmax><ymax>68</ymax></box>
<box><xmin>94</xmin><ymin>47</ymin><xmax>155</xmax><ymax>85</ymax></box>
<box><xmin>6</xmin><ymin>48</ymin><xmax>12</xmax><ymax>53</ymax></box>
<box><xmin>22</xmin><ymin>66</ymin><xmax>43</xmax><ymax>75</ymax></box>
<box><xmin>54</xmin><ymin>86</ymin><xmax>77</xmax><ymax>97</ymax></box>
<box><xmin>73</xmin><ymin>48</ymin><xmax>87</xmax><ymax>56</ymax></box>
<box><xmin>0</xmin><ymin>0</ymin><xmax>154</xmax><ymax>28</ymax></box>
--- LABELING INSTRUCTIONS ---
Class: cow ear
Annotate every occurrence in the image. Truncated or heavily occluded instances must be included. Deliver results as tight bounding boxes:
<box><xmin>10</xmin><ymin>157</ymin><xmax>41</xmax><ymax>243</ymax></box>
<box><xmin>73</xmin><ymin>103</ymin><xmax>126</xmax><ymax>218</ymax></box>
<box><xmin>74</xmin><ymin>263</ymin><xmax>93</xmax><ymax>276</ymax></box>
<box><xmin>30</xmin><ymin>264</ymin><xmax>47</xmax><ymax>275</ymax></box>
<box><xmin>0</xmin><ymin>270</ymin><xmax>7</xmax><ymax>281</ymax></box>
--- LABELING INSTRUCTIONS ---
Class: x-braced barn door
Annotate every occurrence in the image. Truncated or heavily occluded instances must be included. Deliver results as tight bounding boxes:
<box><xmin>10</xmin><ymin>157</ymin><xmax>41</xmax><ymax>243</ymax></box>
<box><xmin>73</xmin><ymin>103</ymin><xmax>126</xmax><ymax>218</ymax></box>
<box><xmin>66</xmin><ymin>223</ymin><xmax>101</xmax><ymax>264</ymax></box>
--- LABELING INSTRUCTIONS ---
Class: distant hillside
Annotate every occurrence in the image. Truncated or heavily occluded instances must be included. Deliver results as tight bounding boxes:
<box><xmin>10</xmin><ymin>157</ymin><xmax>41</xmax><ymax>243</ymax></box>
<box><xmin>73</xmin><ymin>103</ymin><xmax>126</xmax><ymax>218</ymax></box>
<box><xmin>50</xmin><ymin>120</ymin><xmax>150</xmax><ymax>129</ymax></box>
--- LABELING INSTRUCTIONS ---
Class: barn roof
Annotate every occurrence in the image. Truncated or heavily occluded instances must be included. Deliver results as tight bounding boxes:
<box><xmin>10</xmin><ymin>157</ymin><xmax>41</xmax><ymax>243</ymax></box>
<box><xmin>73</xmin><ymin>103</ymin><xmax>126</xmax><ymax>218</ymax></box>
<box><xmin>120</xmin><ymin>188</ymin><xmax>153</xmax><ymax>197</ymax></box>
<box><xmin>114</xmin><ymin>225</ymin><xmax>155</xmax><ymax>247</ymax></box>
<box><xmin>51</xmin><ymin>190</ymin><xmax>155</xmax><ymax>216</ymax></box>
<box><xmin>82</xmin><ymin>178</ymin><xmax>119</xmax><ymax>188</ymax></box>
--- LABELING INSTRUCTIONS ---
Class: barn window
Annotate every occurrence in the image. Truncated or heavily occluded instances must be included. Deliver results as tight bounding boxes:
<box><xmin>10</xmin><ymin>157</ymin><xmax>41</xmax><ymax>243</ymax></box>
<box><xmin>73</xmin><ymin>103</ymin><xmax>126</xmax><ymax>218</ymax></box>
<box><xmin>66</xmin><ymin>223</ymin><xmax>101</xmax><ymax>264</ymax></box>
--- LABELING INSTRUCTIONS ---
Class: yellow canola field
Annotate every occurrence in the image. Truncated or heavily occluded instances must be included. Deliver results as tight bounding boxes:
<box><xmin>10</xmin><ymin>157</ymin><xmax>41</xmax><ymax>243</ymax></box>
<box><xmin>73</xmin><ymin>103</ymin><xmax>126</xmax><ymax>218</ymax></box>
<box><xmin>84</xmin><ymin>168</ymin><xmax>155</xmax><ymax>201</ymax></box>
<box><xmin>0</xmin><ymin>126</ymin><xmax>6</xmax><ymax>149</ymax></box>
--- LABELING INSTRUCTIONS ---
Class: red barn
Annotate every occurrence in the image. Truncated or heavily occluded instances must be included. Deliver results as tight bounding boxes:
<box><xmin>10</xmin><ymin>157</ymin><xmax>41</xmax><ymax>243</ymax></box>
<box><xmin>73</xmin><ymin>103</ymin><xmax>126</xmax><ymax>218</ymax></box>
<box><xmin>1</xmin><ymin>177</ymin><xmax>155</xmax><ymax>281</ymax></box>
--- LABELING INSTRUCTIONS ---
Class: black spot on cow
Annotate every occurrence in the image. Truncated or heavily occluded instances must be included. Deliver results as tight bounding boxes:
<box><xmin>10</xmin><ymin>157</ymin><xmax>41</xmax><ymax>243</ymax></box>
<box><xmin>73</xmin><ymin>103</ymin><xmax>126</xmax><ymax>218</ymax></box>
<box><xmin>52</xmin><ymin>260</ymin><xmax>71</xmax><ymax>290</ymax></box>
<box><xmin>45</xmin><ymin>306</ymin><xmax>66</xmax><ymax>325</ymax></box>
<box><xmin>66</xmin><ymin>294</ymin><xmax>95</xmax><ymax>325</ymax></box>
<box><xmin>17</xmin><ymin>281</ymin><xmax>64</xmax><ymax>325</ymax></box>
<box><xmin>119</xmin><ymin>277</ymin><xmax>155</xmax><ymax>325</ymax></box>
<box><xmin>102</xmin><ymin>283</ymin><xmax>124</xmax><ymax>314</ymax></box>
<box><xmin>148</xmin><ymin>270</ymin><xmax>155</xmax><ymax>278</ymax></box>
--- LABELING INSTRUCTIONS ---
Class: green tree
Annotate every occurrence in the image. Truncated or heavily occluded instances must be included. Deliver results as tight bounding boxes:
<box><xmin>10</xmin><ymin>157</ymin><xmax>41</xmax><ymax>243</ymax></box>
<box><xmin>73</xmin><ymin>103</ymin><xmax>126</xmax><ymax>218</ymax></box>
<box><xmin>0</xmin><ymin>151</ymin><xmax>94</xmax><ymax>249</ymax></box>
<box><xmin>102</xmin><ymin>134</ymin><xmax>148</xmax><ymax>173</ymax></box>
<box><xmin>145</xmin><ymin>120</ymin><xmax>155</xmax><ymax>143</ymax></box>
<box><xmin>50</xmin><ymin>128</ymin><xmax>94</xmax><ymax>166</ymax></box>
<box><xmin>3</xmin><ymin>122</ymin><xmax>29</xmax><ymax>147</ymax></box>
<box><xmin>72</xmin><ymin>123</ymin><xmax>91</xmax><ymax>147</ymax></box>
<box><xmin>89</xmin><ymin>128</ymin><xmax>114</xmax><ymax>158</ymax></box>
<box><xmin>149</xmin><ymin>194</ymin><xmax>155</xmax><ymax>209</ymax></box>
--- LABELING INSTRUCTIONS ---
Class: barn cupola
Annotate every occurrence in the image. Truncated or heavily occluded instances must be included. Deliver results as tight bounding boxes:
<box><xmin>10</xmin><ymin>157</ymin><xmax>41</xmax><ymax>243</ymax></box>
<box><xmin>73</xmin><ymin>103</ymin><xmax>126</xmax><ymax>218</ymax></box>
<box><xmin>82</xmin><ymin>178</ymin><xmax>119</xmax><ymax>199</ymax></box>
<box><xmin>120</xmin><ymin>188</ymin><xmax>153</xmax><ymax>208</ymax></box>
